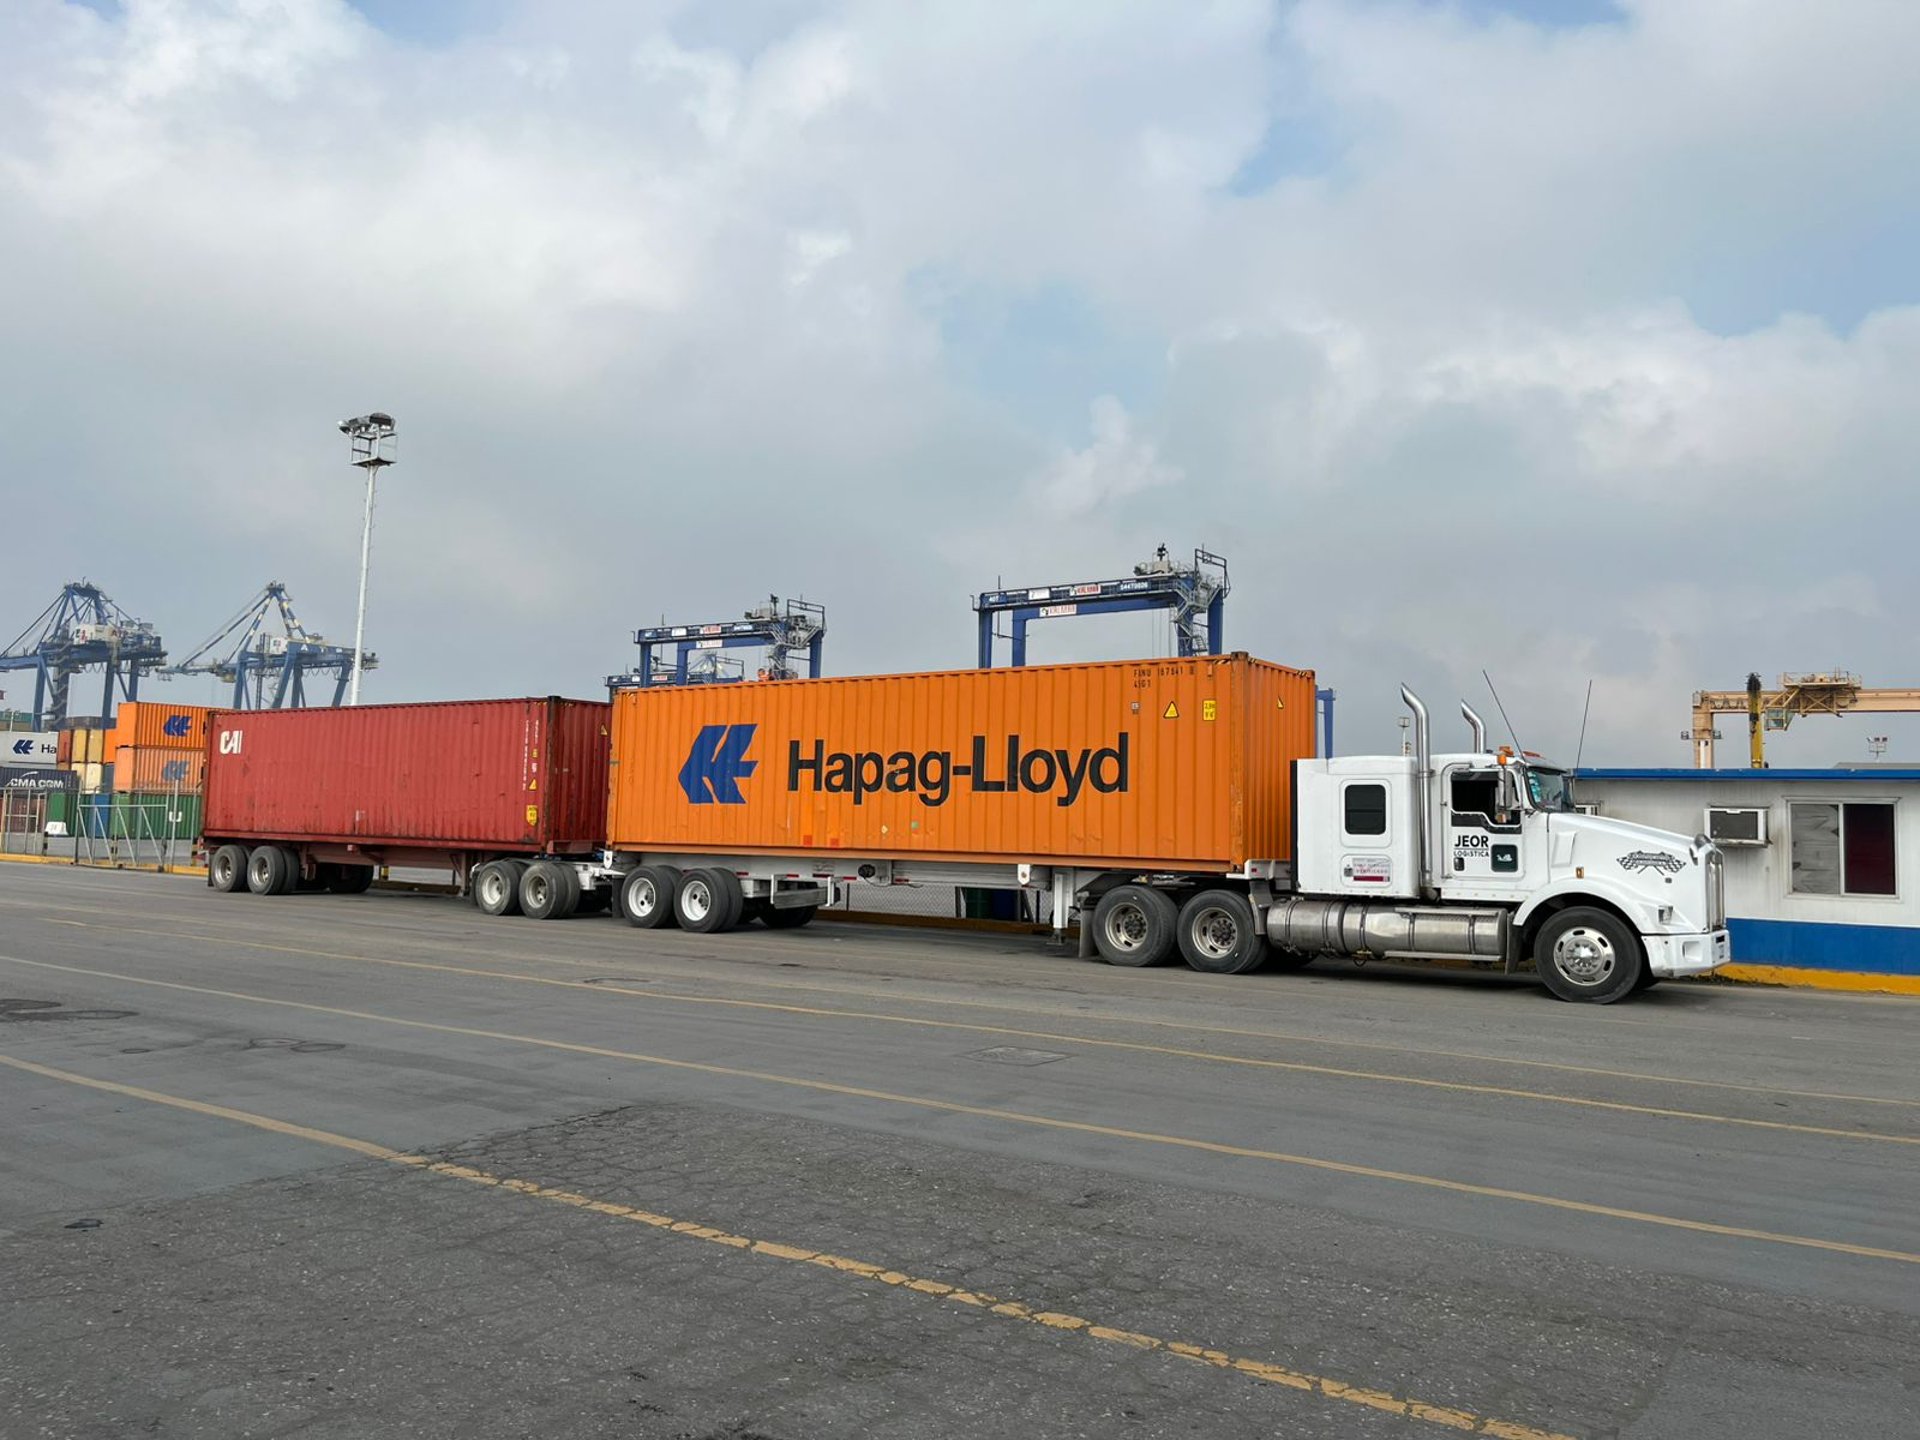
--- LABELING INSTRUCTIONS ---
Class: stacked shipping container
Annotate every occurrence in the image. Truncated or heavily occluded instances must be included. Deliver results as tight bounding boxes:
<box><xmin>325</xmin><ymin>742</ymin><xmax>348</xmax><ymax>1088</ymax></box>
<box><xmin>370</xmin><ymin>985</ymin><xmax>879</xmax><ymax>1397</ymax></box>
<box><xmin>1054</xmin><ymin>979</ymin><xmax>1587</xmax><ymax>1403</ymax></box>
<box><xmin>108</xmin><ymin>701</ymin><xmax>214</xmax><ymax>841</ymax></box>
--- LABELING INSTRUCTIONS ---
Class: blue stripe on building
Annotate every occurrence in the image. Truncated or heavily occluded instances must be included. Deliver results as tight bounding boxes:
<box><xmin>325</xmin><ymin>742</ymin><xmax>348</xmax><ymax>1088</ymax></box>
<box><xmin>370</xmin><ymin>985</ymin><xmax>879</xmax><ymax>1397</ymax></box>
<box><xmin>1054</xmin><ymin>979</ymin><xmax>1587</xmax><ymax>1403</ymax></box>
<box><xmin>1728</xmin><ymin>918</ymin><xmax>1920</xmax><ymax>976</ymax></box>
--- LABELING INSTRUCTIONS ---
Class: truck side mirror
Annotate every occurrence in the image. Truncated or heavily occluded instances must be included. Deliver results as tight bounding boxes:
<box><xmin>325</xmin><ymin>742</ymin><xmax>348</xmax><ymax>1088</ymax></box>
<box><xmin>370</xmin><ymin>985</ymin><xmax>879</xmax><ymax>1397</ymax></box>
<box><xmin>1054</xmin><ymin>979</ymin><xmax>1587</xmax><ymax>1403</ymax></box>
<box><xmin>1496</xmin><ymin>767</ymin><xmax>1520</xmax><ymax>817</ymax></box>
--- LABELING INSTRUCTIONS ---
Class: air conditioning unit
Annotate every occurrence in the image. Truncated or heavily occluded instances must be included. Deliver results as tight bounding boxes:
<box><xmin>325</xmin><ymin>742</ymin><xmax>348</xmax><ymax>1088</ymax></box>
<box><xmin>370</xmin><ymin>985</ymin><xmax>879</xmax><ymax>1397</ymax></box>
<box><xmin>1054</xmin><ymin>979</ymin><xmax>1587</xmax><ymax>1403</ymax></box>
<box><xmin>1706</xmin><ymin>806</ymin><xmax>1768</xmax><ymax>847</ymax></box>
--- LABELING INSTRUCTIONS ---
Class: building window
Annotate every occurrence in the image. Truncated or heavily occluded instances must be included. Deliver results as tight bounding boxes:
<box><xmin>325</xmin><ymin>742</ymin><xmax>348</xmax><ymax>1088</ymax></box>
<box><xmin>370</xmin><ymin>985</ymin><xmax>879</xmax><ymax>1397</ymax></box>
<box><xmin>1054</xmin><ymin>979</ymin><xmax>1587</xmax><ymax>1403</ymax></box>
<box><xmin>1343</xmin><ymin>783</ymin><xmax>1387</xmax><ymax>836</ymax></box>
<box><xmin>1789</xmin><ymin>802</ymin><xmax>1896</xmax><ymax>897</ymax></box>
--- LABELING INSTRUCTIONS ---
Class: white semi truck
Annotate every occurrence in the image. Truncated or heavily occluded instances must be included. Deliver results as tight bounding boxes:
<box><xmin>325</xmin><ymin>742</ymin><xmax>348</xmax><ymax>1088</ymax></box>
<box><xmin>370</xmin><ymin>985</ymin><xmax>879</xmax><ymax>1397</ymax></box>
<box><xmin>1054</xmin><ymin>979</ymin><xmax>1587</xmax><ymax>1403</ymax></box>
<box><xmin>1083</xmin><ymin>689</ymin><xmax>1729</xmax><ymax>1003</ymax></box>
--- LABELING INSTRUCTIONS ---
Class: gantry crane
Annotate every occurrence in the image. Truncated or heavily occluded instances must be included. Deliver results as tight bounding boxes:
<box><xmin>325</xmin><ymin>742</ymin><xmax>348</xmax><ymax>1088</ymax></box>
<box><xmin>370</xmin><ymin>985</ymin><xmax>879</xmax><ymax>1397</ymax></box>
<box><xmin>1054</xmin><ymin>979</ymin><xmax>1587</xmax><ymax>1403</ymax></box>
<box><xmin>608</xmin><ymin>597</ymin><xmax>826</xmax><ymax>689</ymax></box>
<box><xmin>168</xmin><ymin>583</ymin><xmax>368</xmax><ymax>709</ymax></box>
<box><xmin>1687</xmin><ymin>671</ymin><xmax>1920</xmax><ymax>767</ymax></box>
<box><xmin>0</xmin><ymin>582</ymin><xmax>166</xmax><ymax>729</ymax></box>
<box><xmin>972</xmin><ymin>546</ymin><xmax>1338</xmax><ymax>754</ymax></box>
<box><xmin>974</xmin><ymin>545</ymin><xmax>1230</xmax><ymax>668</ymax></box>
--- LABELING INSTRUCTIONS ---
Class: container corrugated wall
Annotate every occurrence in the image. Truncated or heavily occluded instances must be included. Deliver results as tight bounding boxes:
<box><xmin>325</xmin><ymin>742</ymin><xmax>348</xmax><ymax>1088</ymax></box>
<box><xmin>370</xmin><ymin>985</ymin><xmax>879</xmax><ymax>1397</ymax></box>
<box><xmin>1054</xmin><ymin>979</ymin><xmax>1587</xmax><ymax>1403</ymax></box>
<box><xmin>203</xmin><ymin>698</ymin><xmax>611</xmax><ymax>854</ymax></box>
<box><xmin>110</xmin><ymin>702</ymin><xmax>211</xmax><ymax>753</ymax></box>
<box><xmin>607</xmin><ymin>655</ymin><xmax>1316</xmax><ymax>869</ymax></box>
<box><xmin>112</xmin><ymin>745</ymin><xmax>207</xmax><ymax>795</ymax></box>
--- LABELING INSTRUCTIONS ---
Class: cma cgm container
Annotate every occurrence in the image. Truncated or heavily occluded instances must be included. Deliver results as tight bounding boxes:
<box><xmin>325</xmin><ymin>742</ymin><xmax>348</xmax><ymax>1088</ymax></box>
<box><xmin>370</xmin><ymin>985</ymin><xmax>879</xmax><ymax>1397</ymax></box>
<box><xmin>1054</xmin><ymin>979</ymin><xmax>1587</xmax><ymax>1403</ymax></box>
<box><xmin>587</xmin><ymin>654</ymin><xmax>1317</xmax><ymax>941</ymax></box>
<box><xmin>202</xmin><ymin>698</ymin><xmax>610</xmax><ymax>898</ymax></box>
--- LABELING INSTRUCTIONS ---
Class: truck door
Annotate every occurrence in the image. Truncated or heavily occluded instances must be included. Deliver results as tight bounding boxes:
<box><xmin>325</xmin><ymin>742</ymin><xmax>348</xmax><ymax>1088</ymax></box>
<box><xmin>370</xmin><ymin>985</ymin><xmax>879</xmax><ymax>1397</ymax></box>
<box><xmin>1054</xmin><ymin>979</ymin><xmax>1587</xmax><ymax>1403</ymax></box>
<box><xmin>1443</xmin><ymin>764</ymin><xmax>1527</xmax><ymax>891</ymax></box>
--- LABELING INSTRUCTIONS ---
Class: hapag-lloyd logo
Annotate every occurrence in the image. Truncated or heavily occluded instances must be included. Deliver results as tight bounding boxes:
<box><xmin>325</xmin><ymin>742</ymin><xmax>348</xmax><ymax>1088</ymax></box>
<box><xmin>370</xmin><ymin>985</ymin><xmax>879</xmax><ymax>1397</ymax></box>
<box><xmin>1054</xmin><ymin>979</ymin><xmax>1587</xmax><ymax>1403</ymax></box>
<box><xmin>789</xmin><ymin>733</ymin><xmax>1129</xmax><ymax>808</ymax></box>
<box><xmin>676</xmin><ymin>728</ymin><xmax>1132</xmax><ymax>808</ymax></box>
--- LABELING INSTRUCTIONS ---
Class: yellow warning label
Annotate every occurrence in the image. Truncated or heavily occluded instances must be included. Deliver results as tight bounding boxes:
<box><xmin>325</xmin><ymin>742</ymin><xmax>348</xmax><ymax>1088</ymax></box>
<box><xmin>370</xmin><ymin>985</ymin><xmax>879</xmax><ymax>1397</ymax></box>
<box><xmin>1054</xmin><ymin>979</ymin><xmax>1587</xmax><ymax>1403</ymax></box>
<box><xmin>1202</xmin><ymin>699</ymin><xmax>1218</xmax><ymax>722</ymax></box>
<box><xmin>525</xmin><ymin>805</ymin><xmax>539</xmax><ymax>826</ymax></box>
<box><xmin>1163</xmin><ymin>701</ymin><xmax>1180</xmax><ymax>719</ymax></box>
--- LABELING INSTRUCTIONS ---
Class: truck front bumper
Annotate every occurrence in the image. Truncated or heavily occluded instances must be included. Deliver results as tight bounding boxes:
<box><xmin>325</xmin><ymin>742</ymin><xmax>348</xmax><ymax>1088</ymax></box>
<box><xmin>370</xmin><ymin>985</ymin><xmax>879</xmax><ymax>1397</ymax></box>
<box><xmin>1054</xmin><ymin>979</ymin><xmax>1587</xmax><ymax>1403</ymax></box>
<box><xmin>1643</xmin><ymin>928</ymin><xmax>1731</xmax><ymax>978</ymax></box>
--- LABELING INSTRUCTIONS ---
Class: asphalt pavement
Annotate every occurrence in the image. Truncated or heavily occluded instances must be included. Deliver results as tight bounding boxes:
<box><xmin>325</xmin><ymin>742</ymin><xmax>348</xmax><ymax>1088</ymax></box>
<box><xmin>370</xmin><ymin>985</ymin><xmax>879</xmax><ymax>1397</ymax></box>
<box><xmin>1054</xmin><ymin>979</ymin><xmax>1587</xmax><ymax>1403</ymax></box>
<box><xmin>1</xmin><ymin>862</ymin><xmax>1914</xmax><ymax>1439</ymax></box>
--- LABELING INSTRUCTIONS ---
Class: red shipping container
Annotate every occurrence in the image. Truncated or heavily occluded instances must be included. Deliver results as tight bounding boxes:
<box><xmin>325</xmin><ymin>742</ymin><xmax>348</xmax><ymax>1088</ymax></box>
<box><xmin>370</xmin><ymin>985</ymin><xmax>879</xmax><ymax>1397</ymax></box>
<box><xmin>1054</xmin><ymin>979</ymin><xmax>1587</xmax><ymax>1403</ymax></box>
<box><xmin>203</xmin><ymin>698</ymin><xmax>610</xmax><ymax>854</ymax></box>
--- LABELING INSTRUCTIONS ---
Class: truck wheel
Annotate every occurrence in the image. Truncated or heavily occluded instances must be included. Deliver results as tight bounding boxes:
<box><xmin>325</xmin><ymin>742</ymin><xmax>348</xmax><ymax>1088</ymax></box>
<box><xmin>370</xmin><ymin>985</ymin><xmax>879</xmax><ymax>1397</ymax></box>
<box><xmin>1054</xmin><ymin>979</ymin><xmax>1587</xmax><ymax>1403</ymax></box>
<box><xmin>473</xmin><ymin>860</ymin><xmax>522</xmax><ymax>917</ymax></box>
<box><xmin>676</xmin><ymin>867</ymin><xmax>743</xmax><ymax>933</ymax></box>
<box><xmin>246</xmin><ymin>845</ymin><xmax>291</xmax><ymax>896</ymax></box>
<box><xmin>620</xmin><ymin>866</ymin><xmax>680</xmax><ymax>928</ymax></box>
<box><xmin>520</xmin><ymin>861</ymin><xmax>580</xmax><ymax>920</ymax></box>
<box><xmin>210</xmin><ymin>844</ymin><xmax>250</xmax><ymax>893</ymax></box>
<box><xmin>327</xmin><ymin>865</ymin><xmax>375</xmax><ymax>895</ymax></box>
<box><xmin>1176</xmin><ymin>889</ymin><xmax>1267</xmax><ymax>975</ymax></box>
<box><xmin>1091</xmin><ymin>886</ymin><xmax>1178</xmax><ymax>966</ymax></box>
<box><xmin>1535</xmin><ymin>907</ymin><xmax>1644</xmax><ymax>1003</ymax></box>
<box><xmin>762</xmin><ymin>904</ymin><xmax>818</xmax><ymax>930</ymax></box>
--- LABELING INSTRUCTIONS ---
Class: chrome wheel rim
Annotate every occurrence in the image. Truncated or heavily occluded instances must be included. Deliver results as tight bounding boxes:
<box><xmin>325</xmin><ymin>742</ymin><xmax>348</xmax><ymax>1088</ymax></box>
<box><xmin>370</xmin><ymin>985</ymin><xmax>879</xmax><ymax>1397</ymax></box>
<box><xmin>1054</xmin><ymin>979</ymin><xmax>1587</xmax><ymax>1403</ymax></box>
<box><xmin>1103</xmin><ymin>902</ymin><xmax>1149</xmax><ymax>953</ymax></box>
<box><xmin>682</xmin><ymin>881</ymin><xmax>711</xmax><ymax>923</ymax></box>
<box><xmin>1190</xmin><ymin>908</ymin><xmax>1240</xmax><ymax>961</ymax></box>
<box><xmin>1551</xmin><ymin>926</ymin><xmax>1616</xmax><ymax>987</ymax></box>
<box><xmin>248</xmin><ymin>855</ymin><xmax>271</xmax><ymax>888</ymax></box>
<box><xmin>525</xmin><ymin>874</ymin><xmax>550</xmax><ymax>910</ymax></box>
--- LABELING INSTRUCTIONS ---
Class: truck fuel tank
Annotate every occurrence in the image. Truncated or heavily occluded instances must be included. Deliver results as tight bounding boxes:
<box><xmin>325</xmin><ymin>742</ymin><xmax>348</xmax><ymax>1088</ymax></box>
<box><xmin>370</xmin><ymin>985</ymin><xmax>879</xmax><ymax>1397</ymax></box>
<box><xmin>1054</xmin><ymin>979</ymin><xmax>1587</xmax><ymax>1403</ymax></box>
<box><xmin>1268</xmin><ymin>898</ymin><xmax>1508</xmax><ymax>961</ymax></box>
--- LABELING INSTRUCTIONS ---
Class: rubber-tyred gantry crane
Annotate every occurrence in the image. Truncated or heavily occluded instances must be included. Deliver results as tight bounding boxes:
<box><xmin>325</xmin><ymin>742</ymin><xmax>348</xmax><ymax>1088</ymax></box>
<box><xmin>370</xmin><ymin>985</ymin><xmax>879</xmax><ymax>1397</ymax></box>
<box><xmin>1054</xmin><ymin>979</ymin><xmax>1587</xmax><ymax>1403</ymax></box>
<box><xmin>609</xmin><ymin>597</ymin><xmax>826</xmax><ymax>689</ymax></box>
<box><xmin>1687</xmin><ymin>671</ymin><xmax>1920</xmax><ymax>767</ymax></box>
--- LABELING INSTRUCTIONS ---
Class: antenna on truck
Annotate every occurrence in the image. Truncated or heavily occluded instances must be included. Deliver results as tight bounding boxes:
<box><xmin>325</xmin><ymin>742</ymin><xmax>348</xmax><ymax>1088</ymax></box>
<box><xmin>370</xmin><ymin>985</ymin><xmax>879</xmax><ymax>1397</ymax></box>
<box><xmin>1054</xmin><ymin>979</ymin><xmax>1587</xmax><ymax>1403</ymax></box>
<box><xmin>1482</xmin><ymin>670</ymin><xmax>1524</xmax><ymax>754</ymax></box>
<box><xmin>1573</xmin><ymin>679</ymin><xmax>1595</xmax><ymax>771</ymax></box>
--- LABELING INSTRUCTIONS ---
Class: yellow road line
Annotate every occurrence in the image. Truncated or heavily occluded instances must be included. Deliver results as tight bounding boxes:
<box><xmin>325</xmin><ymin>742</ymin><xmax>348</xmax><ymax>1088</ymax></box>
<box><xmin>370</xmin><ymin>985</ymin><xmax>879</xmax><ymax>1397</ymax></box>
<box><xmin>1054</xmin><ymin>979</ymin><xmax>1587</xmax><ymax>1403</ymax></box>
<box><xmin>5</xmin><ymin>952</ymin><xmax>1916</xmax><ymax>1268</ymax></box>
<box><xmin>0</xmin><ymin>1050</ymin><xmax>1576</xmax><ymax>1440</ymax></box>
<box><xmin>45</xmin><ymin>917</ymin><xmax>1919</xmax><ymax>1149</ymax></box>
<box><xmin>7</xmin><ymin>890</ymin><xmax>1912</xmax><ymax>1113</ymax></box>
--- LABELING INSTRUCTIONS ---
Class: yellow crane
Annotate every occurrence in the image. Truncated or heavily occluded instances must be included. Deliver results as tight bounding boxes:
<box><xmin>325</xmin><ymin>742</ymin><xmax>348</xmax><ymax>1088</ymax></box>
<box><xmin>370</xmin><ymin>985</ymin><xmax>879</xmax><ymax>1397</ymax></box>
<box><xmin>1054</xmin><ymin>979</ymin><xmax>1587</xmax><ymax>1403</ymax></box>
<box><xmin>1687</xmin><ymin>672</ymin><xmax>1920</xmax><ymax>768</ymax></box>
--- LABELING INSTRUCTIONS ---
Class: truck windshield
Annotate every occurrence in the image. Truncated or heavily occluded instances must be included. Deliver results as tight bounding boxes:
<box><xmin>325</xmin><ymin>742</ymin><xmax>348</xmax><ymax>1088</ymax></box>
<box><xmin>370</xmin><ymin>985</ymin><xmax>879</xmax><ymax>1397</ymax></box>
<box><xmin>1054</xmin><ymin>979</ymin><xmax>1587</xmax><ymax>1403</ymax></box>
<box><xmin>1524</xmin><ymin>767</ymin><xmax>1574</xmax><ymax>812</ymax></box>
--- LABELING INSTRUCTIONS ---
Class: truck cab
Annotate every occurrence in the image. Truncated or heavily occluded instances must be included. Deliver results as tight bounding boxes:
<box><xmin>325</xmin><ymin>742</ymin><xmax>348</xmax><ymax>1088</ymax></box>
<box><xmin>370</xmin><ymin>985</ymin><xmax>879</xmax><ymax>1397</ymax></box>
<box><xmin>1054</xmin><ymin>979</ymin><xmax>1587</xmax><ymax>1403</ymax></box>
<box><xmin>1284</xmin><ymin>691</ymin><xmax>1729</xmax><ymax>1002</ymax></box>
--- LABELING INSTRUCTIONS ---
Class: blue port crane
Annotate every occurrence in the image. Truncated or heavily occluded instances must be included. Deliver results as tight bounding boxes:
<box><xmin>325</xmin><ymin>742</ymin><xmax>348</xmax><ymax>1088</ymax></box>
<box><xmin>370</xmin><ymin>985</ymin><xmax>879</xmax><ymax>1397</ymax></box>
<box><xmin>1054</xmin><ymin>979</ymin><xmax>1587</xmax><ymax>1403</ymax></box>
<box><xmin>609</xmin><ymin>597</ymin><xmax>826</xmax><ymax>689</ymax></box>
<box><xmin>974</xmin><ymin>545</ymin><xmax>1231</xmax><ymax>668</ymax></box>
<box><xmin>167</xmin><ymin>583</ymin><xmax>368</xmax><ymax>709</ymax></box>
<box><xmin>973</xmin><ymin>546</ymin><xmax>1338</xmax><ymax>755</ymax></box>
<box><xmin>0</xmin><ymin>582</ymin><xmax>167</xmax><ymax>729</ymax></box>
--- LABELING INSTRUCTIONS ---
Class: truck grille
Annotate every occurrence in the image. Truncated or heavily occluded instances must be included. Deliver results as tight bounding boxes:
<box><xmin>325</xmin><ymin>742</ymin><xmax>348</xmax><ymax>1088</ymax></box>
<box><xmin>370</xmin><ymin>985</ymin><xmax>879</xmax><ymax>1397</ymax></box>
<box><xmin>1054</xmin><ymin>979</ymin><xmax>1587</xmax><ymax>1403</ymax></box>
<box><xmin>1707</xmin><ymin>851</ymin><xmax>1725</xmax><ymax>929</ymax></box>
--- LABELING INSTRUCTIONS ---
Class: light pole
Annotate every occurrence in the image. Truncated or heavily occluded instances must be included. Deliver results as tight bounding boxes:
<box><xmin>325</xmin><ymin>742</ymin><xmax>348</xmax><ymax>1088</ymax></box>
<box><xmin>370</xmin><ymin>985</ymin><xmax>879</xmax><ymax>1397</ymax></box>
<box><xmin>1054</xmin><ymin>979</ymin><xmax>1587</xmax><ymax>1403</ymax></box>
<box><xmin>337</xmin><ymin>413</ymin><xmax>396</xmax><ymax>706</ymax></box>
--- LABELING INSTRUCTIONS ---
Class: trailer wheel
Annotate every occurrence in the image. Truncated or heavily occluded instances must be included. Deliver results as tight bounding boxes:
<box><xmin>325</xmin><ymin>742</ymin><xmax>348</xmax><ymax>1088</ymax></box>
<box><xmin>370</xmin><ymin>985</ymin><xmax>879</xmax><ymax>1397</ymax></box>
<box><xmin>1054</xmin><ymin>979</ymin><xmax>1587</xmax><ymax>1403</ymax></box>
<box><xmin>1176</xmin><ymin>890</ymin><xmax>1267</xmax><ymax>975</ymax></box>
<box><xmin>327</xmin><ymin>865</ymin><xmax>375</xmax><ymax>895</ymax></box>
<box><xmin>619</xmin><ymin>866</ymin><xmax>680</xmax><ymax>929</ymax></box>
<box><xmin>246</xmin><ymin>845</ymin><xmax>291</xmax><ymax>896</ymax></box>
<box><xmin>1535</xmin><ymin>907</ymin><xmax>1643</xmax><ymax>1003</ymax></box>
<box><xmin>1091</xmin><ymin>886</ymin><xmax>1178</xmax><ymax>967</ymax></box>
<box><xmin>210</xmin><ymin>845</ymin><xmax>250</xmax><ymax>894</ymax></box>
<box><xmin>762</xmin><ymin>904</ymin><xmax>818</xmax><ymax>930</ymax></box>
<box><xmin>473</xmin><ymin>860</ymin><xmax>522</xmax><ymax>916</ymax></box>
<box><xmin>676</xmin><ymin>867</ymin><xmax>742</xmax><ymax>933</ymax></box>
<box><xmin>520</xmin><ymin>861</ymin><xmax>580</xmax><ymax>920</ymax></box>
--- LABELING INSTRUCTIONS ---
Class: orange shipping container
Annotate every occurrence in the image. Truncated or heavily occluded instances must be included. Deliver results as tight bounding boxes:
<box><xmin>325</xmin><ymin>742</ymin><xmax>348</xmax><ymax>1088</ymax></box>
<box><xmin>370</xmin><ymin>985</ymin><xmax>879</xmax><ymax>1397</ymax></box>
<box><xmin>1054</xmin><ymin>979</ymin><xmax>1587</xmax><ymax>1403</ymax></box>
<box><xmin>110</xmin><ymin>701</ymin><xmax>211</xmax><ymax>753</ymax></box>
<box><xmin>112</xmin><ymin>745</ymin><xmax>207</xmax><ymax>795</ymax></box>
<box><xmin>607</xmin><ymin>654</ymin><xmax>1316</xmax><ymax>871</ymax></box>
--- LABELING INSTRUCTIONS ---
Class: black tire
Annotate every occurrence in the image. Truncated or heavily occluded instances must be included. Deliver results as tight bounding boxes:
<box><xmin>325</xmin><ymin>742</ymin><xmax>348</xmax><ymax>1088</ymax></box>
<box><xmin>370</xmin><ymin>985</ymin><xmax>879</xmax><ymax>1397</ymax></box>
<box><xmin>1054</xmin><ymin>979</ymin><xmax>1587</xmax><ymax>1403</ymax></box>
<box><xmin>520</xmin><ymin>861</ymin><xmax>580</xmax><ymax>920</ymax></box>
<box><xmin>246</xmin><ymin>845</ymin><xmax>291</xmax><ymax>896</ymax></box>
<box><xmin>761</xmin><ymin>903</ymin><xmax>818</xmax><ymax>930</ymax></box>
<box><xmin>1534</xmin><ymin>907</ymin><xmax>1645</xmax><ymax>1004</ymax></box>
<box><xmin>1090</xmin><ymin>885</ymin><xmax>1179</xmax><ymax>967</ymax></box>
<box><xmin>576</xmin><ymin>888</ymin><xmax>612</xmax><ymax>916</ymax></box>
<box><xmin>619</xmin><ymin>866</ymin><xmax>681</xmax><ymax>929</ymax></box>
<box><xmin>210</xmin><ymin>844</ymin><xmax>250</xmax><ymax>893</ymax></box>
<box><xmin>675</xmin><ymin>866</ymin><xmax>743</xmax><ymax>933</ymax></box>
<box><xmin>740</xmin><ymin>898</ymin><xmax>771</xmax><ymax>926</ymax></box>
<box><xmin>327</xmin><ymin>865</ymin><xmax>375</xmax><ymax>895</ymax></box>
<box><xmin>1176</xmin><ymin>889</ymin><xmax>1267</xmax><ymax>975</ymax></box>
<box><xmin>473</xmin><ymin>860</ymin><xmax>522</xmax><ymax>916</ymax></box>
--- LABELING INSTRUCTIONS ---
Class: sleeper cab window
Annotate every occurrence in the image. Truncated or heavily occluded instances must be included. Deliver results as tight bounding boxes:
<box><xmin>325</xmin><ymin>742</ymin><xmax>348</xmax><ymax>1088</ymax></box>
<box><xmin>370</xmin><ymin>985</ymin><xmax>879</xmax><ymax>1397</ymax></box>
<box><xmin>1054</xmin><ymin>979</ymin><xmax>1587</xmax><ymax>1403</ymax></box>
<box><xmin>1343</xmin><ymin>782</ymin><xmax>1387</xmax><ymax>837</ymax></box>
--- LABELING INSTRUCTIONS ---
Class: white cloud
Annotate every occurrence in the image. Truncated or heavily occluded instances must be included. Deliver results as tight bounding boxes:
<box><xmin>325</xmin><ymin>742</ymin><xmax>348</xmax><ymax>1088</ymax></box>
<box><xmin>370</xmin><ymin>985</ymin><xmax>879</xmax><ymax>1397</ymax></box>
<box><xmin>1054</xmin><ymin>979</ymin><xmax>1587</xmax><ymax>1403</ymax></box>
<box><xmin>0</xmin><ymin>0</ymin><xmax>1916</xmax><ymax>762</ymax></box>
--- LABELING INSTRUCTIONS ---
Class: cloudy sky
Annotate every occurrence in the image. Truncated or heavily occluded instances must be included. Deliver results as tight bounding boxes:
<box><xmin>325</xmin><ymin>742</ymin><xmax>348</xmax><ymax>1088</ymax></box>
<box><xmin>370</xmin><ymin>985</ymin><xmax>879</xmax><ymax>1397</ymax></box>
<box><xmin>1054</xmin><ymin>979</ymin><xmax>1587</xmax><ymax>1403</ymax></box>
<box><xmin>3</xmin><ymin>0</ymin><xmax>1916</xmax><ymax>765</ymax></box>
